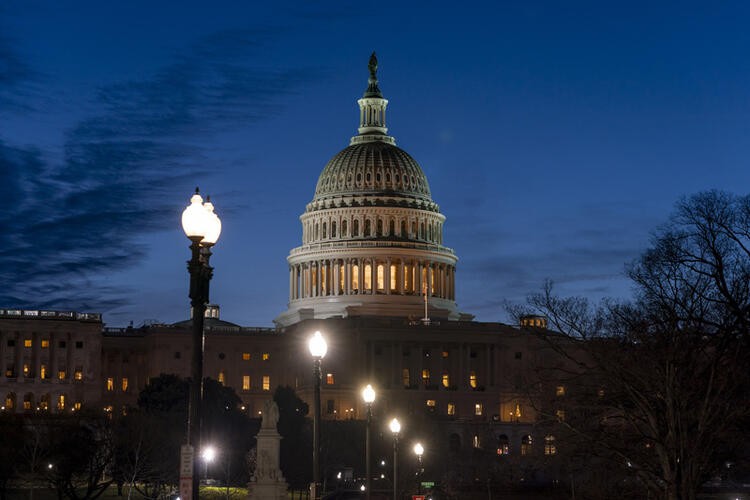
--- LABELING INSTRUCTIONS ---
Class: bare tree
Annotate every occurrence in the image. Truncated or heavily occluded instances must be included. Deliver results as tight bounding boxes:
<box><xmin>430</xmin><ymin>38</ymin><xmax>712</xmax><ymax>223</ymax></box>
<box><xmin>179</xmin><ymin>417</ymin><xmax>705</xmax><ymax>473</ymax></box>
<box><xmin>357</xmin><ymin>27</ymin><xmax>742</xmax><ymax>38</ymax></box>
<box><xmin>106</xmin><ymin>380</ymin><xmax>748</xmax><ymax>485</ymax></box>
<box><xmin>516</xmin><ymin>191</ymin><xmax>750</xmax><ymax>500</ymax></box>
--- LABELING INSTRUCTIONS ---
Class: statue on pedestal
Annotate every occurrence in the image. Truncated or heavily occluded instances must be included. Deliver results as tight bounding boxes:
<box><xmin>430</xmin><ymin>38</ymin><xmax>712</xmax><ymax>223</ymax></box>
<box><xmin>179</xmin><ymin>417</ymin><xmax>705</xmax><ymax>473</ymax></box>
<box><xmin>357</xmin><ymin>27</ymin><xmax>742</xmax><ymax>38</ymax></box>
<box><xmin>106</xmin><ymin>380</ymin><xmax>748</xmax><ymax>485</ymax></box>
<box><xmin>247</xmin><ymin>400</ymin><xmax>288</xmax><ymax>500</ymax></box>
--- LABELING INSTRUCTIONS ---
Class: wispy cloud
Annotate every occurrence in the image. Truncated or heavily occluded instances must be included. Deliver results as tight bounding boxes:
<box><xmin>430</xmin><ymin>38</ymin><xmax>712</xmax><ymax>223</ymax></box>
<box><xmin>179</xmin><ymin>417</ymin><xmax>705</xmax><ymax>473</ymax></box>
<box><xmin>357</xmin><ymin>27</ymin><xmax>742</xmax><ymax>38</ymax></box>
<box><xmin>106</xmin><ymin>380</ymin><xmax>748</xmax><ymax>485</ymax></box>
<box><xmin>0</xmin><ymin>29</ymin><xmax>314</xmax><ymax>311</ymax></box>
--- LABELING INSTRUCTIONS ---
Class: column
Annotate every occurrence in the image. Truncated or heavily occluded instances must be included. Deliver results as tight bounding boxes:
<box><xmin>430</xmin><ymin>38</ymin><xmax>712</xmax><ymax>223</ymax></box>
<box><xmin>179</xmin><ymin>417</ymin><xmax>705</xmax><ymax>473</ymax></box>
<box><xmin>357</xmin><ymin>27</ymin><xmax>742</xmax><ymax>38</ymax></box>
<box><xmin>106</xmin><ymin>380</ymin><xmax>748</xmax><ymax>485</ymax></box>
<box><xmin>385</xmin><ymin>258</ymin><xmax>391</xmax><ymax>295</ymax></box>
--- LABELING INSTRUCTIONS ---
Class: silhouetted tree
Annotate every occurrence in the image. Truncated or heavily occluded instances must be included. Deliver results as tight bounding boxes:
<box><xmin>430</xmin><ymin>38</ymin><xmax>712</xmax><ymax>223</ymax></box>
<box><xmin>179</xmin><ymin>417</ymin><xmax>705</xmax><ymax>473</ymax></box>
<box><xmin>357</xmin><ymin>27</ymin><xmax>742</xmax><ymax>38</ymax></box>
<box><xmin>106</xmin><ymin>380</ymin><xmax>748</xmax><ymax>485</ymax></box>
<box><xmin>273</xmin><ymin>386</ymin><xmax>310</xmax><ymax>489</ymax></box>
<box><xmin>517</xmin><ymin>191</ymin><xmax>750</xmax><ymax>500</ymax></box>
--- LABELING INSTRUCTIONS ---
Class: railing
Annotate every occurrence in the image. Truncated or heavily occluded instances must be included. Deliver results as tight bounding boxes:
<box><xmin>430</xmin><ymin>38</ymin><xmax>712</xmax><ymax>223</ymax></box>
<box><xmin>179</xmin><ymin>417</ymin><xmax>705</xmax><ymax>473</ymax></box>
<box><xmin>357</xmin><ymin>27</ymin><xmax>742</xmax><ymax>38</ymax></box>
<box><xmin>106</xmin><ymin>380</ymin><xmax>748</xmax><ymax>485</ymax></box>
<box><xmin>0</xmin><ymin>309</ymin><xmax>102</xmax><ymax>321</ymax></box>
<box><xmin>289</xmin><ymin>240</ymin><xmax>455</xmax><ymax>256</ymax></box>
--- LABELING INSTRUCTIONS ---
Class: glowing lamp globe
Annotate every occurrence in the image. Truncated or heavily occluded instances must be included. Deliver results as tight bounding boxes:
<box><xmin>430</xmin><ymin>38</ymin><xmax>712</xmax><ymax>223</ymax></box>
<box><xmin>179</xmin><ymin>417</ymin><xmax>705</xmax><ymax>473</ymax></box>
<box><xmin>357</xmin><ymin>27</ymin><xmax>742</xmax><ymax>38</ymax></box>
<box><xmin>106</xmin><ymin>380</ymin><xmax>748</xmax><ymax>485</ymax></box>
<box><xmin>308</xmin><ymin>331</ymin><xmax>327</xmax><ymax>359</ymax></box>
<box><xmin>201</xmin><ymin>198</ymin><xmax>222</xmax><ymax>245</ymax></box>
<box><xmin>413</xmin><ymin>443</ymin><xmax>424</xmax><ymax>457</ymax></box>
<box><xmin>389</xmin><ymin>418</ymin><xmax>401</xmax><ymax>434</ymax></box>
<box><xmin>181</xmin><ymin>189</ymin><xmax>208</xmax><ymax>240</ymax></box>
<box><xmin>362</xmin><ymin>384</ymin><xmax>376</xmax><ymax>404</ymax></box>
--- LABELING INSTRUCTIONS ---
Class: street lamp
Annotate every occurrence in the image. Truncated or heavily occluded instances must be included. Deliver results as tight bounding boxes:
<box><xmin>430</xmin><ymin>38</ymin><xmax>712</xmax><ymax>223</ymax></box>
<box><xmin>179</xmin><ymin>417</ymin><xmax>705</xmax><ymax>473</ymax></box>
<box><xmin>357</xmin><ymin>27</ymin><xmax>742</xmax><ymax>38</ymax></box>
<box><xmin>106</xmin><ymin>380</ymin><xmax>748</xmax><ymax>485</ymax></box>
<box><xmin>181</xmin><ymin>187</ymin><xmax>221</xmax><ymax>500</ymax></box>
<box><xmin>308</xmin><ymin>331</ymin><xmax>327</xmax><ymax>500</ymax></box>
<box><xmin>201</xmin><ymin>446</ymin><xmax>216</xmax><ymax>480</ymax></box>
<box><xmin>361</xmin><ymin>384</ymin><xmax>376</xmax><ymax>500</ymax></box>
<box><xmin>413</xmin><ymin>442</ymin><xmax>424</xmax><ymax>495</ymax></box>
<box><xmin>389</xmin><ymin>418</ymin><xmax>401</xmax><ymax>500</ymax></box>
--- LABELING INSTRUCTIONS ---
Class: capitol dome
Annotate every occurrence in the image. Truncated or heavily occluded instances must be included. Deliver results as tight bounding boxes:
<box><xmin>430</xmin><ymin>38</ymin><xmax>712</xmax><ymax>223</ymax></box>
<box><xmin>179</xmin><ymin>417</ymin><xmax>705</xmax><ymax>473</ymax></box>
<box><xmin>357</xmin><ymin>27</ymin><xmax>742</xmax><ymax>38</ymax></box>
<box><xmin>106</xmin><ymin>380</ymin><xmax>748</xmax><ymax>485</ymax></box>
<box><xmin>275</xmin><ymin>54</ymin><xmax>465</xmax><ymax>327</ymax></box>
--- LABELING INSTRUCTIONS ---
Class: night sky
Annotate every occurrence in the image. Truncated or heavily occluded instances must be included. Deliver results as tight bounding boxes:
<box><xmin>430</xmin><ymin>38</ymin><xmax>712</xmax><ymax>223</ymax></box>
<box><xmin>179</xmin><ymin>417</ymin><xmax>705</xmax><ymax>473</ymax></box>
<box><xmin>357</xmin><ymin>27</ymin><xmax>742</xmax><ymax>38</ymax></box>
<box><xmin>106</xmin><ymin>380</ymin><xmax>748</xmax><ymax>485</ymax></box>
<box><xmin>2</xmin><ymin>2</ymin><xmax>749</xmax><ymax>327</ymax></box>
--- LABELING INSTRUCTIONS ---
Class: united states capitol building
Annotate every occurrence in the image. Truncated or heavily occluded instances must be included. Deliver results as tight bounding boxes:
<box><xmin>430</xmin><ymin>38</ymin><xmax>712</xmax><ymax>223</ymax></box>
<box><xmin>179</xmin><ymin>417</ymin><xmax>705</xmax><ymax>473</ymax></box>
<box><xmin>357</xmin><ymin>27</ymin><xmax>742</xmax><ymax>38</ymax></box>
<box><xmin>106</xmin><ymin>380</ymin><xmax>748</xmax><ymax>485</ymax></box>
<box><xmin>0</xmin><ymin>56</ymin><xmax>563</xmax><ymax>480</ymax></box>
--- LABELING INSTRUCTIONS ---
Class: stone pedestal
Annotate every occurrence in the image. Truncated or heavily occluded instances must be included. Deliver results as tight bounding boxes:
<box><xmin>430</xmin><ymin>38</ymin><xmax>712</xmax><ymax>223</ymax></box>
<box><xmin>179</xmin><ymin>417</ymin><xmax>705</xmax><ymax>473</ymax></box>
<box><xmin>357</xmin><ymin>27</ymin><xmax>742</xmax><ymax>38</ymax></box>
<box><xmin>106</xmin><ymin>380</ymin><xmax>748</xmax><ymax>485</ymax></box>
<box><xmin>248</xmin><ymin>401</ymin><xmax>288</xmax><ymax>500</ymax></box>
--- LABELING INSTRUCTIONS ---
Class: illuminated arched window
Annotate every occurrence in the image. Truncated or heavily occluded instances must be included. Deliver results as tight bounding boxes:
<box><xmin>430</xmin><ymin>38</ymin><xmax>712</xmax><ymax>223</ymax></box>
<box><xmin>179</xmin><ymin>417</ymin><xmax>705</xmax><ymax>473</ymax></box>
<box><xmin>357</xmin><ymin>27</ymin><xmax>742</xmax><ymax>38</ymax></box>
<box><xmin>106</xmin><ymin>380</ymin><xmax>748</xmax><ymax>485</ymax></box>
<box><xmin>469</xmin><ymin>371</ymin><xmax>477</xmax><ymax>388</ymax></box>
<box><xmin>352</xmin><ymin>264</ymin><xmax>360</xmax><ymax>291</ymax></box>
<box><xmin>364</xmin><ymin>263</ymin><xmax>372</xmax><ymax>291</ymax></box>
<box><xmin>421</xmin><ymin>369</ymin><xmax>430</xmax><ymax>385</ymax></box>
<box><xmin>390</xmin><ymin>264</ymin><xmax>398</xmax><ymax>291</ymax></box>
<box><xmin>442</xmin><ymin>372</ymin><xmax>450</xmax><ymax>388</ymax></box>
<box><xmin>218</xmin><ymin>371</ymin><xmax>225</xmax><ymax>385</ymax></box>
<box><xmin>5</xmin><ymin>393</ymin><xmax>15</xmax><ymax>410</ymax></box>
<box><xmin>544</xmin><ymin>435</ymin><xmax>557</xmax><ymax>455</ymax></box>
<box><xmin>376</xmin><ymin>264</ymin><xmax>385</xmax><ymax>291</ymax></box>
<box><xmin>521</xmin><ymin>435</ymin><xmax>532</xmax><ymax>456</ymax></box>
<box><xmin>40</xmin><ymin>394</ymin><xmax>49</xmax><ymax>411</ymax></box>
<box><xmin>57</xmin><ymin>394</ymin><xmax>66</xmax><ymax>411</ymax></box>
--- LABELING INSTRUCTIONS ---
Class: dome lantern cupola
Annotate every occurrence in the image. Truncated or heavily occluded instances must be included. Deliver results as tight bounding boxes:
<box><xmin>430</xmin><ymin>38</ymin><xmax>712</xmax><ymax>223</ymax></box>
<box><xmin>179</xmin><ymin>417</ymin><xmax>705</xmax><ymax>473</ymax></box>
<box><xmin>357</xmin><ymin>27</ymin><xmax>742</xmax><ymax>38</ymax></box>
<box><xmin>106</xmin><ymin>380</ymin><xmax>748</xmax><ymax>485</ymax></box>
<box><xmin>352</xmin><ymin>52</ymin><xmax>395</xmax><ymax>146</ymax></box>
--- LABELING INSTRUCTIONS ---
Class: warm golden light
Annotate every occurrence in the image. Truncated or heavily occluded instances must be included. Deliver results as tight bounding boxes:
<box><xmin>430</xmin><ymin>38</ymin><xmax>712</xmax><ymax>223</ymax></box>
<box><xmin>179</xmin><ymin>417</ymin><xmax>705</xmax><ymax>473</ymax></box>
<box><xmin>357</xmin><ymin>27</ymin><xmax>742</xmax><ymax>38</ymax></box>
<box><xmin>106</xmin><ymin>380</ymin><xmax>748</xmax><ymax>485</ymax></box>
<box><xmin>389</xmin><ymin>417</ymin><xmax>401</xmax><ymax>434</ymax></box>
<box><xmin>413</xmin><ymin>442</ymin><xmax>424</xmax><ymax>456</ymax></box>
<box><xmin>362</xmin><ymin>384</ymin><xmax>376</xmax><ymax>404</ymax></box>
<box><xmin>308</xmin><ymin>331</ymin><xmax>328</xmax><ymax>358</ymax></box>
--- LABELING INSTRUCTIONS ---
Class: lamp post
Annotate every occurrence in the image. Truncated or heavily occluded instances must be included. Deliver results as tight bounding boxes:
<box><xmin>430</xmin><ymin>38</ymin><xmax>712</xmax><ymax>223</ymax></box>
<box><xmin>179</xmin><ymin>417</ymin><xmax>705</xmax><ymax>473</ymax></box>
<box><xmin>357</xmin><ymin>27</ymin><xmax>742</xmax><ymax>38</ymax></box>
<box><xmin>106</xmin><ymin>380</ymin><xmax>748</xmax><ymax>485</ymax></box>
<box><xmin>308</xmin><ymin>331</ymin><xmax>327</xmax><ymax>500</ymax></box>
<box><xmin>389</xmin><ymin>418</ymin><xmax>401</xmax><ymax>500</ymax></box>
<box><xmin>182</xmin><ymin>187</ymin><xmax>221</xmax><ymax>500</ymax></box>
<box><xmin>413</xmin><ymin>443</ymin><xmax>424</xmax><ymax>495</ymax></box>
<box><xmin>362</xmin><ymin>384</ymin><xmax>376</xmax><ymax>500</ymax></box>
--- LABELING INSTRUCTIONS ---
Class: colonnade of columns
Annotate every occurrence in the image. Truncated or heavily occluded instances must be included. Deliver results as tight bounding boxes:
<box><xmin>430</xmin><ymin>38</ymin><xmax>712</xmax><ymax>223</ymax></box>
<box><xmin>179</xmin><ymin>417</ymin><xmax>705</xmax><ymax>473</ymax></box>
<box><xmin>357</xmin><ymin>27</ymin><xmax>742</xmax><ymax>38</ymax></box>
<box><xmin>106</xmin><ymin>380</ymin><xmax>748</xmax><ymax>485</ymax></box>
<box><xmin>289</xmin><ymin>258</ymin><xmax>456</xmax><ymax>302</ymax></box>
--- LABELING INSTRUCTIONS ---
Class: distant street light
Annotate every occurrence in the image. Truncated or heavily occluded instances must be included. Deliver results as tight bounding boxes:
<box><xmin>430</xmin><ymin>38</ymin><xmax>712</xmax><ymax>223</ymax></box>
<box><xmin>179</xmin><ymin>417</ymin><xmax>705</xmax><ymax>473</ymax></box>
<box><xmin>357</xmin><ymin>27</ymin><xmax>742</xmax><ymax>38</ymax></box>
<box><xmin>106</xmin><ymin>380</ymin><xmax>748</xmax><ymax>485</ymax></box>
<box><xmin>362</xmin><ymin>384</ymin><xmax>376</xmax><ymax>500</ymax></box>
<box><xmin>308</xmin><ymin>331</ymin><xmax>328</xmax><ymax>500</ymax></box>
<box><xmin>181</xmin><ymin>187</ymin><xmax>222</xmax><ymax>500</ymax></box>
<box><xmin>202</xmin><ymin>445</ymin><xmax>217</xmax><ymax>480</ymax></box>
<box><xmin>413</xmin><ymin>442</ymin><xmax>424</xmax><ymax>495</ymax></box>
<box><xmin>389</xmin><ymin>418</ymin><xmax>401</xmax><ymax>500</ymax></box>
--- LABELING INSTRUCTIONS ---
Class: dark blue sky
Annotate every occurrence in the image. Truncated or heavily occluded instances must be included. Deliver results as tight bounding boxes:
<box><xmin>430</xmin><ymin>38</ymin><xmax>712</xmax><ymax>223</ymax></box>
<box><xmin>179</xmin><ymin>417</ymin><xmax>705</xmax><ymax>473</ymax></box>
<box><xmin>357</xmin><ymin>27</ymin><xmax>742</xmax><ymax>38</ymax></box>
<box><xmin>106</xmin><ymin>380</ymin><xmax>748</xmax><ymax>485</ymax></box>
<box><xmin>2</xmin><ymin>1</ymin><xmax>749</xmax><ymax>326</ymax></box>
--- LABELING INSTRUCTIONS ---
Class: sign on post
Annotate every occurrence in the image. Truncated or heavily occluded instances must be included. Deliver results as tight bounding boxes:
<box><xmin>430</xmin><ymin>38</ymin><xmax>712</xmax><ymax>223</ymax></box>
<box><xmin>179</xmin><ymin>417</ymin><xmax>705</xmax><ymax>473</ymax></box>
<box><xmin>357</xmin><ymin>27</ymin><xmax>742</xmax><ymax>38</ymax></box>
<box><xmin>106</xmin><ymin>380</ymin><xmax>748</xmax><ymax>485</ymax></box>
<box><xmin>179</xmin><ymin>445</ymin><xmax>194</xmax><ymax>499</ymax></box>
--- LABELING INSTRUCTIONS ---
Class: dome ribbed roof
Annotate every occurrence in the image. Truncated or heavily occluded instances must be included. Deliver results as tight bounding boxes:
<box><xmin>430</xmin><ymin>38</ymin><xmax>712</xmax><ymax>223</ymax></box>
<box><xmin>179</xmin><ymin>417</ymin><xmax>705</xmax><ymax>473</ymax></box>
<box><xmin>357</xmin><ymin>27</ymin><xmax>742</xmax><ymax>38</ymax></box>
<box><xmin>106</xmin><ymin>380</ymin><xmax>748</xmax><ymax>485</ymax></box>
<box><xmin>313</xmin><ymin>141</ymin><xmax>432</xmax><ymax>202</ymax></box>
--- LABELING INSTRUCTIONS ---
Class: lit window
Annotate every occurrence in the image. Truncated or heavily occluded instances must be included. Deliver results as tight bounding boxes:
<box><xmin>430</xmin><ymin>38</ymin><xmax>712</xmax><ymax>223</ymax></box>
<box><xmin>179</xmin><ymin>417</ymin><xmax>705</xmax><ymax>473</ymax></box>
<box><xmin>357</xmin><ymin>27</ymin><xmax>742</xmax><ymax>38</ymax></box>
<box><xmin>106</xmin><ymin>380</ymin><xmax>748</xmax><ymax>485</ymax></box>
<box><xmin>262</xmin><ymin>353</ymin><xmax>270</xmax><ymax>361</ymax></box>
<box><xmin>521</xmin><ymin>435</ymin><xmax>532</xmax><ymax>456</ymax></box>
<box><xmin>74</xmin><ymin>402</ymin><xmax>82</xmax><ymax>411</ymax></box>
<box><xmin>376</xmin><ymin>264</ymin><xmax>384</xmax><ymax>290</ymax></box>
<box><xmin>514</xmin><ymin>403</ymin><xmax>522</xmax><ymax>419</ymax></box>
<box><xmin>23</xmin><ymin>399</ymin><xmax>31</xmax><ymax>410</ymax></box>
<box><xmin>597</xmin><ymin>388</ymin><xmax>606</xmax><ymax>398</ymax></box>
<box><xmin>447</xmin><ymin>403</ymin><xmax>456</xmax><ymax>416</ymax></box>
<box><xmin>58</xmin><ymin>370</ymin><xmax>66</xmax><ymax>380</ymax></box>
<box><xmin>5</xmin><ymin>364</ymin><xmax>15</xmax><ymax>377</ymax></box>
<box><xmin>23</xmin><ymin>363</ymin><xmax>30</xmax><ymax>376</ymax></box>
<box><xmin>364</xmin><ymin>263</ymin><xmax>372</xmax><ymax>290</ymax></box>
<box><xmin>497</xmin><ymin>435</ymin><xmax>509</xmax><ymax>455</ymax></box>
<box><xmin>242</xmin><ymin>353</ymin><xmax>251</xmax><ymax>361</ymax></box>
<box><xmin>442</xmin><ymin>373</ymin><xmax>450</xmax><ymax>388</ymax></box>
<box><xmin>556</xmin><ymin>385</ymin><xmax>566</xmax><ymax>397</ymax></box>
<box><xmin>40</xmin><ymin>364</ymin><xmax>47</xmax><ymax>379</ymax></box>
<box><xmin>57</xmin><ymin>394</ymin><xmax>65</xmax><ymax>410</ymax></box>
<box><xmin>121</xmin><ymin>378</ymin><xmax>128</xmax><ymax>392</ymax></box>
<box><xmin>352</xmin><ymin>264</ymin><xmax>360</xmax><ymax>291</ymax></box>
<box><xmin>74</xmin><ymin>367</ymin><xmax>83</xmax><ymax>381</ymax></box>
<box><xmin>107</xmin><ymin>378</ymin><xmax>114</xmax><ymax>391</ymax></box>
<box><xmin>262</xmin><ymin>376</ymin><xmax>270</xmax><ymax>391</ymax></box>
<box><xmin>402</xmin><ymin>369</ymin><xmax>410</xmax><ymax>387</ymax></box>
<box><xmin>469</xmin><ymin>371</ymin><xmax>477</xmax><ymax>388</ymax></box>
<box><xmin>5</xmin><ymin>394</ymin><xmax>14</xmax><ymax>409</ymax></box>
<box><xmin>390</xmin><ymin>265</ymin><xmax>397</xmax><ymax>291</ymax></box>
<box><xmin>544</xmin><ymin>435</ymin><xmax>557</xmax><ymax>455</ymax></box>
<box><xmin>24</xmin><ymin>339</ymin><xmax>32</xmax><ymax>348</ymax></box>
<box><xmin>426</xmin><ymin>399</ymin><xmax>436</xmax><ymax>407</ymax></box>
<box><xmin>41</xmin><ymin>339</ymin><xmax>49</xmax><ymax>348</ymax></box>
<box><xmin>242</xmin><ymin>375</ymin><xmax>250</xmax><ymax>391</ymax></box>
<box><xmin>326</xmin><ymin>373</ymin><xmax>335</xmax><ymax>385</ymax></box>
<box><xmin>473</xmin><ymin>435</ymin><xmax>480</xmax><ymax>448</ymax></box>
<box><xmin>40</xmin><ymin>396</ymin><xmax>49</xmax><ymax>411</ymax></box>
<box><xmin>218</xmin><ymin>371</ymin><xmax>225</xmax><ymax>385</ymax></box>
<box><xmin>421</xmin><ymin>369</ymin><xmax>430</xmax><ymax>385</ymax></box>
<box><xmin>475</xmin><ymin>403</ymin><xmax>483</xmax><ymax>416</ymax></box>
<box><xmin>442</xmin><ymin>351</ymin><xmax>449</xmax><ymax>358</ymax></box>
<box><xmin>556</xmin><ymin>409</ymin><xmax>566</xmax><ymax>421</ymax></box>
